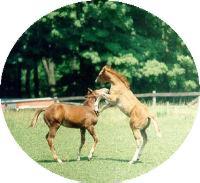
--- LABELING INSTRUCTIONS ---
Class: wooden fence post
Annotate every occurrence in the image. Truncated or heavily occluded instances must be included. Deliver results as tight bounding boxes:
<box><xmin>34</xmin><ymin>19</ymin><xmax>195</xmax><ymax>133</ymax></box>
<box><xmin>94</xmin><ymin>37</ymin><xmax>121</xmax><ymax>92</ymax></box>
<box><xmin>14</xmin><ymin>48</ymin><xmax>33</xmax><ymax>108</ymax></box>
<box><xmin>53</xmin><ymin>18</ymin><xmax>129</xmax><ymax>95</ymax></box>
<box><xmin>166</xmin><ymin>101</ymin><xmax>169</xmax><ymax>114</ymax></box>
<box><xmin>152</xmin><ymin>90</ymin><xmax>156</xmax><ymax>106</ymax></box>
<box><xmin>54</xmin><ymin>97</ymin><xmax>59</xmax><ymax>103</ymax></box>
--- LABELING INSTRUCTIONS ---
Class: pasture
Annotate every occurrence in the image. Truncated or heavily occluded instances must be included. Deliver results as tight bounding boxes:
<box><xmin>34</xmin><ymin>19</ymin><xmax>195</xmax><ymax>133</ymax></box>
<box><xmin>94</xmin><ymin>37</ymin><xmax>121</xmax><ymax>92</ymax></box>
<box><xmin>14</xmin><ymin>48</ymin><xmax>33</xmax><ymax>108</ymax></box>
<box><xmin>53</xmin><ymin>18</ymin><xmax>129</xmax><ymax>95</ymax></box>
<box><xmin>3</xmin><ymin>104</ymin><xmax>197</xmax><ymax>182</ymax></box>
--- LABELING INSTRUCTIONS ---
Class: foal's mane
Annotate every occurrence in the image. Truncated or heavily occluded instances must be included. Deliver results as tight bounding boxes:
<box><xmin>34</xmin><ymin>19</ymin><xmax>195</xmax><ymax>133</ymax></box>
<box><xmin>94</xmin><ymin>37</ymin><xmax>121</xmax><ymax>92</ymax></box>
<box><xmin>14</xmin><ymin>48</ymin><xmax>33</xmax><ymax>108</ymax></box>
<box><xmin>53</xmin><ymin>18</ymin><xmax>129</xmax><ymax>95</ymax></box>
<box><xmin>106</xmin><ymin>66</ymin><xmax>130</xmax><ymax>89</ymax></box>
<box><xmin>83</xmin><ymin>93</ymin><xmax>96</xmax><ymax>106</ymax></box>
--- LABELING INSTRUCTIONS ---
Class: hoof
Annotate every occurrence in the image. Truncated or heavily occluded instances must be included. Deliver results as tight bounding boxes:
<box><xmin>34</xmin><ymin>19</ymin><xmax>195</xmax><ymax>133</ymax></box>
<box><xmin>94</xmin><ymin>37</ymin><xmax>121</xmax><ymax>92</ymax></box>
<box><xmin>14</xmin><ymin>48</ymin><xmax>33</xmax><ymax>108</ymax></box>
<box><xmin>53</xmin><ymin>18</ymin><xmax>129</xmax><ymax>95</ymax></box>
<box><xmin>88</xmin><ymin>156</ymin><xmax>92</xmax><ymax>161</ymax></box>
<box><xmin>128</xmin><ymin>159</ymin><xmax>138</xmax><ymax>164</ymax></box>
<box><xmin>157</xmin><ymin>132</ymin><xmax>162</xmax><ymax>138</ymax></box>
<box><xmin>57</xmin><ymin>159</ymin><xmax>63</xmax><ymax>163</ymax></box>
<box><xmin>77</xmin><ymin>157</ymin><xmax>81</xmax><ymax>161</ymax></box>
<box><xmin>128</xmin><ymin>161</ymin><xmax>133</xmax><ymax>164</ymax></box>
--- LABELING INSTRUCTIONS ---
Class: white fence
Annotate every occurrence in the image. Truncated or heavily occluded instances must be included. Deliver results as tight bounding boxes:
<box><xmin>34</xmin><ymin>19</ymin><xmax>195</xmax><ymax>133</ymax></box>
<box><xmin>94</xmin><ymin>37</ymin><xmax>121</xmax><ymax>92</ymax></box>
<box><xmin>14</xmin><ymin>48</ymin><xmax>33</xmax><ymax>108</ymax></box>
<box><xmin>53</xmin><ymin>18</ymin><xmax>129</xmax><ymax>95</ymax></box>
<box><xmin>1</xmin><ymin>91</ymin><xmax>200</xmax><ymax>110</ymax></box>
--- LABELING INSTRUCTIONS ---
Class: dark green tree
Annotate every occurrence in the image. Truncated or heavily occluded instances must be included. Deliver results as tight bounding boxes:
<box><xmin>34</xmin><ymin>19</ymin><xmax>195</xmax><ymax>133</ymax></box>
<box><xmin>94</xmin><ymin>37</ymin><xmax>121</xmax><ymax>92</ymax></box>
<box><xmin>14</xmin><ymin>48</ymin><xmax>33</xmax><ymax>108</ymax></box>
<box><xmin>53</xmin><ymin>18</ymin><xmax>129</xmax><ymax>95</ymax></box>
<box><xmin>1</xmin><ymin>1</ymin><xmax>198</xmax><ymax>98</ymax></box>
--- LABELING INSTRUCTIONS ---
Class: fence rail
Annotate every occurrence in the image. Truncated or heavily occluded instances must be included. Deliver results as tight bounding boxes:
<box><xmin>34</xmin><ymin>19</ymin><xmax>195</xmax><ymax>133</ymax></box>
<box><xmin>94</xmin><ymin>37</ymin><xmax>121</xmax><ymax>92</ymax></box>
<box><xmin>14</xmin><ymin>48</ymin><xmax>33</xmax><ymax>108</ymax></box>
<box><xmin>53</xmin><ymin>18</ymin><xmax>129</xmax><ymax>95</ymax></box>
<box><xmin>1</xmin><ymin>91</ymin><xmax>200</xmax><ymax>110</ymax></box>
<box><xmin>1</xmin><ymin>91</ymin><xmax>200</xmax><ymax>104</ymax></box>
<box><xmin>136</xmin><ymin>92</ymin><xmax>200</xmax><ymax>98</ymax></box>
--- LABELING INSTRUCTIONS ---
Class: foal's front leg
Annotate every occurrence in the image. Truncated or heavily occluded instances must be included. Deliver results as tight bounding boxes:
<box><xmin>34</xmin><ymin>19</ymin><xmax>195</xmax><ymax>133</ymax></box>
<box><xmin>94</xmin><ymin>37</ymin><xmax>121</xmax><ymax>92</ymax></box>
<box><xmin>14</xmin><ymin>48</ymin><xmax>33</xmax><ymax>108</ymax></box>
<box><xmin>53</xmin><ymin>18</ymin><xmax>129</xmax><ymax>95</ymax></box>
<box><xmin>99</xmin><ymin>93</ymin><xmax>117</xmax><ymax>112</ymax></box>
<box><xmin>77</xmin><ymin>128</ymin><xmax>86</xmax><ymax>161</ymax></box>
<box><xmin>86</xmin><ymin>125</ymin><xmax>98</xmax><ymax>161</ymax></box>
<box><xmin>102</xmin><ymin>93</ymin><xmax>118</xmax><ymax>104</ymax></box>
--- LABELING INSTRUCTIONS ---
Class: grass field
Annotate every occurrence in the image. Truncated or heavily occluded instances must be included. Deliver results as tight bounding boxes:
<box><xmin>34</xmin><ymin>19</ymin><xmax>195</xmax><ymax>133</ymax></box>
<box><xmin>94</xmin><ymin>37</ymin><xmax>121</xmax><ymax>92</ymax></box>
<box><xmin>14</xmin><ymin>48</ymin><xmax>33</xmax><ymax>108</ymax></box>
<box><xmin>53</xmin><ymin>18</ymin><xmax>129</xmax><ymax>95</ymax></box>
<box><xmin>3</xmin><ymin>104</ymin><xmax>198</xmax><ymax>183</ymax></box>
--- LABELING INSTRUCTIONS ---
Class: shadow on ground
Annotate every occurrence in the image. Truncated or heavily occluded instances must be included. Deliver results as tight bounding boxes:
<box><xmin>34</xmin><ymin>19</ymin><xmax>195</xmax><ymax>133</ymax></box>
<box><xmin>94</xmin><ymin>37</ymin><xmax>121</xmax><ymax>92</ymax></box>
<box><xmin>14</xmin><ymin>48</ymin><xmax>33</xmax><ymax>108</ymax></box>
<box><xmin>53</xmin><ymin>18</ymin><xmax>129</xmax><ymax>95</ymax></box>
<box><xmin>37</xmin><ymin>156</ymin><xmax>143</xmax><ymax>164</ymax></box>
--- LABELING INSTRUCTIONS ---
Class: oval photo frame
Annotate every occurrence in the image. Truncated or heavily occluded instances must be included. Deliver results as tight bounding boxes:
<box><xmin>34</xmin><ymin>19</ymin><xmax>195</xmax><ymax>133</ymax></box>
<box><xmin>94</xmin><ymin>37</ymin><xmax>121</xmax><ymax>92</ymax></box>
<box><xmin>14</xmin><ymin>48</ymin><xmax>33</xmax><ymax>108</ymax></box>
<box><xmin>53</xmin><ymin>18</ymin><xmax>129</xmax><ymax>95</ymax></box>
<box><xmin>0</xmin><ymin>1</ymin><xmax>199</xmax><ymax>183</ymax></box>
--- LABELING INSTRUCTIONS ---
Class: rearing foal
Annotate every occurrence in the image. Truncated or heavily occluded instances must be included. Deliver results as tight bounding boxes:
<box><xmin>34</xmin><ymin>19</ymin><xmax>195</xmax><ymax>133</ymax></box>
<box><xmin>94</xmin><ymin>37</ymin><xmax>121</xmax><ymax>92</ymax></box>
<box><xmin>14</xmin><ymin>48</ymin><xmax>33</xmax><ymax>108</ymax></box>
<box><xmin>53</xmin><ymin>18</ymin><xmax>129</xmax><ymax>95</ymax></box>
<box><xmin>29</xmin><ymin>88</ymin><xmax>108</xmax><ymax>163</ymax></box>
<box><xmin>96</xmin><ymin>65</ymin><xmax>161</xmax><ymax>164</ymax></box>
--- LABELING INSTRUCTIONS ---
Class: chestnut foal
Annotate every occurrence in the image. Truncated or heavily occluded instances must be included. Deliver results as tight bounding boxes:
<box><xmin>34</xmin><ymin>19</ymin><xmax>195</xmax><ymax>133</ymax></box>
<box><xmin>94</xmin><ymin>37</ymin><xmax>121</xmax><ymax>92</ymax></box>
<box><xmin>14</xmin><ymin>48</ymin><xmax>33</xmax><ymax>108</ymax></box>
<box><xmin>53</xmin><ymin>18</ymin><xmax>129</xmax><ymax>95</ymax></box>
<box><xmin>30</xmin><ymin>88</ymin><xmax>108</xmax><ymax>163</ymax></box>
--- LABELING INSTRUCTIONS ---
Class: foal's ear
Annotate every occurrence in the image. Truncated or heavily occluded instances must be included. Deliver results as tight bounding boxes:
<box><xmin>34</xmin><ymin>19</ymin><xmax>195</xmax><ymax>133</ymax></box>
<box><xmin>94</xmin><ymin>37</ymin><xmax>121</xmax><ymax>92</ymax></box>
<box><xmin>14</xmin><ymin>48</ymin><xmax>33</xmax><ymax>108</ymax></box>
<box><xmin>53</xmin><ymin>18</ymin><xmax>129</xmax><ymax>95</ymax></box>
<box><xmin>104</xmin><ymin>65</ymin><xmax>111</xmax><ymax>70</ymax></box>
<box><xmin>87</xmin><ymin>88</ymin><xmax>93</xmax><ymax>94</ymax></box>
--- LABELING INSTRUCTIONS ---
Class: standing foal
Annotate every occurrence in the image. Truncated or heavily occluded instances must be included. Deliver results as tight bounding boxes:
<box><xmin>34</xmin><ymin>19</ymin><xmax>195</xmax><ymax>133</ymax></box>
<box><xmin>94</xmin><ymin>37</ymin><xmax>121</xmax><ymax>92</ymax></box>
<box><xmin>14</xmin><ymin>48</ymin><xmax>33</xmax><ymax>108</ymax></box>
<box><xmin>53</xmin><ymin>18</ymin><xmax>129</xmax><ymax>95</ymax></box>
<box><xmin>30</xmin><ymin>88</ymin><xmax>108</xmax><ymax>163</ymax></box>
<box><xmin>96</xmin><ymin>66</ymin><xmax>161</xmax><ymax>164</ymax></box>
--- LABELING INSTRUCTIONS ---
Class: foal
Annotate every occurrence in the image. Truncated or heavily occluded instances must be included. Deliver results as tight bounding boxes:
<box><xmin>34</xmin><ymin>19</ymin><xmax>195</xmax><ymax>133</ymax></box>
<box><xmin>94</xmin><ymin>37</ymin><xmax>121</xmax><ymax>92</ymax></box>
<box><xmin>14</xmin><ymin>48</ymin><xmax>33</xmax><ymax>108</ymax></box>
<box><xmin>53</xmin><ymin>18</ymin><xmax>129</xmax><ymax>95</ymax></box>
<box><xmin>96</xmin><ymin>66</ymin><xmax>161</xmax><ymax>164</ymax></box>
<box><xmin>30</xmin><ymin>88</ymin><xmax>108</xmax><ymax>163</ymax></box>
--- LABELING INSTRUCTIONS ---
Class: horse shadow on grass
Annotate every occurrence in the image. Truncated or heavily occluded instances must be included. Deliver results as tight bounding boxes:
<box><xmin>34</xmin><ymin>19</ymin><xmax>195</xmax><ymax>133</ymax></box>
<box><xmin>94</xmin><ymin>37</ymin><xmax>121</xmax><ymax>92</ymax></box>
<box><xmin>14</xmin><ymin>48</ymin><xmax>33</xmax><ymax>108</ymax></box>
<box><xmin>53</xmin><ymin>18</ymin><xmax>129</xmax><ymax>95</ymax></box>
<box><xmin>95</xmin><ymin>157</ymin><xmax>143</xmax><ymax>164</ymax></box>
<box><xmin>37</xmin><ymin>159</ymin><xmax>63</xmax><ymax>163</ymax></box>
<box><xmin>37</xmin><ymin>156</ymin><xmax>143</xmax><ymax>164</ymax></box>
<box><xmin>37</xmin><ymin>156</ymin><xmax>91</xmax><ymax>163</ymax></box>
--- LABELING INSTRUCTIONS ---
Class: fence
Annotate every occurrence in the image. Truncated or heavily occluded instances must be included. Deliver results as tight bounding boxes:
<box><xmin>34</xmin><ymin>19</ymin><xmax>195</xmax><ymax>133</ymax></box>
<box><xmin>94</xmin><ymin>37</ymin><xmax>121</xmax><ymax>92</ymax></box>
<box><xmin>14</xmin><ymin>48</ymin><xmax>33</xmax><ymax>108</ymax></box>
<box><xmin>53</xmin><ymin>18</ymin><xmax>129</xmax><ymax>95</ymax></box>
<box><xmin>1</xmin><ymin>91</ymin><xmax>200</xmax><ymax>110</ymax></box>
<box><xmin>136</xmin><ymin>91</ymin><xmax>200</xmax><ymax>106</ymax></box>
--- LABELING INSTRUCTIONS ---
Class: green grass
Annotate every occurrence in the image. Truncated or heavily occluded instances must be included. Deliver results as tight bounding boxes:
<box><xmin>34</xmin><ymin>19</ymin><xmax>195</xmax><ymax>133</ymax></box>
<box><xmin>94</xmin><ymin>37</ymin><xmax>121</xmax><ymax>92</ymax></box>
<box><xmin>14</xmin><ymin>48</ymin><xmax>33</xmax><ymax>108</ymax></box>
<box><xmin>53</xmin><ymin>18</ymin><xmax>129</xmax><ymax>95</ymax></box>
<box><xmin>3</xmin><ymin>104</ymin><xmax>198</xmax><ymax>183</ymax></box>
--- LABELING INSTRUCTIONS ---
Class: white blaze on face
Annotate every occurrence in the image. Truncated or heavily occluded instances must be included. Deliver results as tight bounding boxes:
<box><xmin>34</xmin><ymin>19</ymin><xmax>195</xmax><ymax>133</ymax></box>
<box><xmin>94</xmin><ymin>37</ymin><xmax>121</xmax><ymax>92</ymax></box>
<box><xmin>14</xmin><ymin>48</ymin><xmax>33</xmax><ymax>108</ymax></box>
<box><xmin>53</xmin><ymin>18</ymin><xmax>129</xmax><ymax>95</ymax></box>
<box><xmin>94</xmin><ymin>88</ymin><xmax>109</xmax><ymax>112</ymax></box>
<box><xmin>94</xmin><ymin>96</ymin><xmax>101</xmax><ymax>112</ymax></box>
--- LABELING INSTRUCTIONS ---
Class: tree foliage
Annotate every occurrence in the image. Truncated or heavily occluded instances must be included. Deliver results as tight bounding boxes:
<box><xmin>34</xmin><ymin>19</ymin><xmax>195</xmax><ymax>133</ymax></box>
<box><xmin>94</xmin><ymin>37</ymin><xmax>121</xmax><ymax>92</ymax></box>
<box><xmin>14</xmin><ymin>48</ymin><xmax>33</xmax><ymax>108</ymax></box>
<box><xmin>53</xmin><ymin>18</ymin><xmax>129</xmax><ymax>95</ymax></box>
<box><xmin>1</xmin><ymin>1</ymin><xmax>199</xmax><ymax>98</ymax></box>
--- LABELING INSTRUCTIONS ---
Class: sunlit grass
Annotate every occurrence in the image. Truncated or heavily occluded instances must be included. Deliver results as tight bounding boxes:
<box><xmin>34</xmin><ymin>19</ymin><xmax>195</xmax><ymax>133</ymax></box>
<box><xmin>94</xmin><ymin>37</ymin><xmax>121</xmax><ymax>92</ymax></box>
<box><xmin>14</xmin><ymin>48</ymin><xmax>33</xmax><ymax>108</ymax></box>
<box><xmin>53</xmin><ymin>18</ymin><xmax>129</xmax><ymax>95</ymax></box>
<box><xmin>3</xmin><ymin>104</ymin><xmax>198</xmax><ymax>182</ymax></box>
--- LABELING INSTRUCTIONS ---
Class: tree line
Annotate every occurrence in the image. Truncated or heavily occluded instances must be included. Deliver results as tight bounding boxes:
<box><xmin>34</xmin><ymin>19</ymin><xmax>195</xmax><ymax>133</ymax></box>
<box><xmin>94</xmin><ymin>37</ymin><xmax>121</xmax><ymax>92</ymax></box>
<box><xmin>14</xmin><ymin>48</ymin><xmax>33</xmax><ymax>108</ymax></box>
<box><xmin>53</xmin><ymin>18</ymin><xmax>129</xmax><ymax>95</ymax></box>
<box><xmin>1</xmin><ymin>0</ymin><xmax>199</xmax><ymax>98</ymax></box>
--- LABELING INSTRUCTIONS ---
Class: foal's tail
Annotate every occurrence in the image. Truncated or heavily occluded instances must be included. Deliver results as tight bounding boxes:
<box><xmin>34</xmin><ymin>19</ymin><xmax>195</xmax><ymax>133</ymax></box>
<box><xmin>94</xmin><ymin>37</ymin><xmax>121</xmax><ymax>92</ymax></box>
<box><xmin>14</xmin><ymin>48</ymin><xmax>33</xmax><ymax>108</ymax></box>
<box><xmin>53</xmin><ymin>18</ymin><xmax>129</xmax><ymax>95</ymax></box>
<box><xmin>29</xmin><ymin>108</ymin><xmax>45</xmax><ymax>128</ymax></box>
<box><xmin>148</xmin><ymin>115</ymin><xmax>162</xmax><ymax>138</ymax></box>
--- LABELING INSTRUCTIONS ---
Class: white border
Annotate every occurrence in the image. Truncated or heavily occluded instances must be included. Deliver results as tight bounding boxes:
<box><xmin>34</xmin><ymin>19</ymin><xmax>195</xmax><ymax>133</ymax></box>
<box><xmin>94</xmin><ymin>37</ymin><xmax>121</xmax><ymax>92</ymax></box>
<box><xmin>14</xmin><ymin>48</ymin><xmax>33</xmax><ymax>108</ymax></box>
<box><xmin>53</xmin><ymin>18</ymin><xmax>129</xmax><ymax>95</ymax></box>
<box><xmin>0</xmin><ymin>1</ymin><xmax>200</xmax><ymax>183</ymax></box>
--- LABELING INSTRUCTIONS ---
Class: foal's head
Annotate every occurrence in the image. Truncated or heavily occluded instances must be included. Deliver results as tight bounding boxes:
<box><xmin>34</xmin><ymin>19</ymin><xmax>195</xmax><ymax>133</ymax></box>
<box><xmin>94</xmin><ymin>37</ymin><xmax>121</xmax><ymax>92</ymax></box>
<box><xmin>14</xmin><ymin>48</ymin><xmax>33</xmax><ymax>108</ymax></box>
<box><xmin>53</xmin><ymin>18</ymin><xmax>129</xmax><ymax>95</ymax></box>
<box><xmin>95</xmin><ymin>65</ymin><xmax>130</xmax><ymax>88</ymax></box>
<box><xmin>83</xmin><ymin>88</ymin><xmax>109</xmax><ymax>108</ymax></box>
<box><xmin>84</xmin><ymin>88</ymin><xmax>98</xmax><ymax>105</ymax></box>
<box><xmin>95</xmin><ymin>65</ymin><xmax>111</xmax><ymax>83</ymax></box>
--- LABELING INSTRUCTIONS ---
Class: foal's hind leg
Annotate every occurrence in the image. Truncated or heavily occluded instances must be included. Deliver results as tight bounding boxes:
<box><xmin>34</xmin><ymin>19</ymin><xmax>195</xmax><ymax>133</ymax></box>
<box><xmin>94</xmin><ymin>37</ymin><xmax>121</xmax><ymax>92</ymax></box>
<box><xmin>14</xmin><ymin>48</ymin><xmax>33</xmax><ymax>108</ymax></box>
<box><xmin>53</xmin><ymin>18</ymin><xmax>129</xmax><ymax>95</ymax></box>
<box><xmin>129</xmin><ymin>127</ymin><xmax>144</xmax><ymax>164</ymax></box>
<box><xmin>86</xmin><ymin>125</ymin><xmax>98</xmax><ymax>161</ymax></box>
<box><xmin>137</xmin><ymin>119</ymin><xmax>150</xmax><ymax>159</ymax></box>
<box><xmin>46</xmin><ymin>123</ymin><xmax>62</xmax><ymax>163</ymax></box>
<box><xmin>138</xmin><ymin>129</ymin><xmax>148</xmax><ymax>159</ymax></box>
<box><xmin>77</xmin><ymin>128</ymin><xmax>86</xmax><ymax>161</ymax></box>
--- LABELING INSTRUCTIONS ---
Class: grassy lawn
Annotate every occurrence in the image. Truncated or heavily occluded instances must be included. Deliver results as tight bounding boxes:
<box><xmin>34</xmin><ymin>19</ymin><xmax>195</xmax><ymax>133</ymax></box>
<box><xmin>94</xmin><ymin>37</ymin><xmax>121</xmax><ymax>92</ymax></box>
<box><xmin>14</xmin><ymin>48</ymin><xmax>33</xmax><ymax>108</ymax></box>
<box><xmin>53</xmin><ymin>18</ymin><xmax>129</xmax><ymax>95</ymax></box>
<box><xmin>3</xmin><ymin>104</ymin><xmax>197</xmax><ymax>182</ymax></box>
